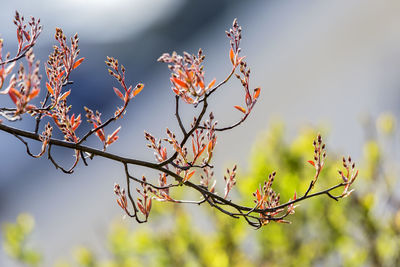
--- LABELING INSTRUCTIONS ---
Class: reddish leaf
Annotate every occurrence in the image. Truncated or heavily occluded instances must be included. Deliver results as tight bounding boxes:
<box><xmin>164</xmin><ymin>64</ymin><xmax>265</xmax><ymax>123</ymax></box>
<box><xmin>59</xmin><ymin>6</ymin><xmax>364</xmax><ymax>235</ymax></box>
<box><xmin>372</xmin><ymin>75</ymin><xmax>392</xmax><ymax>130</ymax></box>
<box><xmin>59</xmin><ymin>90</ymin><xmax>71</xmax><ymax>101</ymax></box>
<box><xmin>192</xmin><ymin>139</ymin><xmax>197</xmax><ymax>155</ymax></box>
<box><xmin>117</xmin><ymin>199</ymin><xmax>123</xmax><ymax>209</ymax></box>
<box><xmin>137</xmin><ymin>201</ymin><xmax>146</xmax><ymax>214</ymax></box>
<box><xmin>93</xmin><ymin>123</ymin><xmax>105</xmax><ymax>142</ymax></box>
<box><xmin>256</xmin><ymin>189</ymin><xmax>261</xmax><ymax>202</ymax></box>
<box><xmin>171</xmin><ymin>77</ymin><xmax>188</xmax><ymax>89</ymax></box>
<box><xmin>8</xmin><ymin>88</ymin><xmax>19</xmax><ymax>104</ymax></box>
<box><xmin>146</xmin><ymin>198</ymin><xmax>152</xmax><ymax>213</ymax></box>
<box><xmin>57</xmin><ymin>71</ymin><xmax>65</xmax><ymax>81</ymax></box>
<box><xmin>28</xmin><ymin>88</ymin><xmax>40</xmax><ymax>99</ymax></box>
<box><xmin>113</xmin><ymin>87</ymin><xmax>124</xmax><ymax>100</ymax></box>
<box><xmin>234</xmin><ymin>105</ymin><xmax>246</xmax><ymax>114</ymax></box>
<box><xmin>307</xmin><ymin>160</ymin><xmax>315</xmax><ymax>167</ymax></box>
<box><xmin>207</xmin><ymin>78</ymin><xmax>216</xmax><ymax>89</ymax></box>
<box><xmin>253</xmin><ymin>87</ymin><xmax>261</xmax><ymax>99</ymax></box>
<box><xmin>70</xmin><ymin>114</ymin><xmax>75</xmax><ymax>125</ymax></box>
<box><xmin>198</xmin><ymin>79</ymin><xmax>204</xmax><ymax>89</ymax></box>
<box><xmin>229</xmin><ymin>48</ymin><xmax>235</xmax><ymax>65</ymax></box>
<box><xmin>197</xmin><ymin>144</ymin><xmax>207</xmax><ymax>158</ymax></box>
<box><xmin>46</xmin><ymin>82</ymin><xmax>54</xmax><ymax>95</ymax></box>
<box><xmin>22</xmin><ymin>30</ymin><xmax>31</xmax><ymax>41</ymax></box>
<box><xmin>172</xmin><ymin>87</ymin><xmax>180</xmax><ymax>95</ymax></box>
<box><xmin>107</xmin><ymin>126</ymin><xmax>121</xmax><ymax>145</ymax></box>
<box><xmin>73</xmin><ymin>57</ymin><xmax>85</xmax><ymax>70</ymax></box>
<box><xmin>185</xmin><ymin>170</ymin><xmax>195</xmax><ymax>181</ymax></box>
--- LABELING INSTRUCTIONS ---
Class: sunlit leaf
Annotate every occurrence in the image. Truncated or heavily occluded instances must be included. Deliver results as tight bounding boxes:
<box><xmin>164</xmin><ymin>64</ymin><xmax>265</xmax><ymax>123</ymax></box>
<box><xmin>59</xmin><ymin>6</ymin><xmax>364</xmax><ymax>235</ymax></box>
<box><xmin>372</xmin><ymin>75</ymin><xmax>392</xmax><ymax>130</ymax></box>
<box><xmin>28</xmin><ymin>88</ymin><xmax>40</xmax><ymax>100</ymax></box>
<box><xmin>229</xmin><ymin>48</ymin><xmax>235</xmax><ymax>65</ymax></box>
<box><xmin>73</xmin><ymin>57</ymin><xmax>85</xmax><ymax>70</ymax></box>
<box><xmin>253</xmin><ymin>87</ymin><xmax>261</xmax><ymax>99</ymax></box>
<box><xmin>57</xmin><ymin>71</ymin><xmax>65</xmax><ymax>81</ymax></box>
<box><xmin>8</xmin><ymin>88</ymin><xmax>19</xmax><ymax>104</ymax></box>
<box><xmin>133</xmin><ymin>83</ymin><xmax>144</xmax><ymax>97</ymax></box>
<box><xmin>171</xmin><ymin>77</ymin><xmax>188</xmax><ymax>89</ymax></box>
<box><xmin>234</xmin><ymin>105</ymin><xmax>246</xmax><ymax>114</ymax></box>
<box><xmin>185</xmin><ymin>170</ymin><xmax>195</xmax><ymax>182</ymax></box>
<box><xmin>59</xmin><ymin>90</ymin><xmax>71</xmax><ymax>101</ymax></box>
<box><xmin>207</xmin><ymin>78</ymin><xmax>216</xmax><ymax>89</ymax></box>
<box><xmin>46</xmin><ymin>82</ymin><xmax>54</xmax><ymax>95</ymax></box>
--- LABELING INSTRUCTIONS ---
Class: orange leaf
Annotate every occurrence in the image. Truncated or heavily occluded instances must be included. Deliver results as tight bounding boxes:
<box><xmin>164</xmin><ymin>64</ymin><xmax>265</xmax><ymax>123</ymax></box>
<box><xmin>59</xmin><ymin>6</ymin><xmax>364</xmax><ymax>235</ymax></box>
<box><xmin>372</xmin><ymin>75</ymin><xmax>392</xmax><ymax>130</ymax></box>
<box><xmin>207</xmin><ymin>140</ymin><xmax>213</xmax><ymax>152</ymax></box>
<box><xmin>198</xmin><ymin>79</ymin><xmax>204</xmax><ymax>89</ymax></box>
<box><xmin>93</xmin><ymin>123</ymin><xmax>105</xmax><ymax>142</ymax></box>
<box><xmin>171</xmin><ymin>77</ymin><xmax>188</xmax><ymax>89</ymax></box>
<box><xmin>229</xmin><ymin>48</ymin><xmax>235</xmax><ymax>65</ymax></box>
<box><xmin>46</xmin><ymin>82</ymin><xmax>54</xmax><ymax>95</ymax></box>
<box><xmin>197</xmin><ymin>144</ymin><xmax>207</xmax><ymax>158</ymax></box>
<box><xmin>253</xmin><ymin>87</ymin><xmax>261</xmax><ymax>99</ymax></box>
<box><xmin>207</xmin><ymin>78</ymin><xmax>216</xmax><ymax>89</ymax></box>
<box><xmin>117</xmin><ymin>199</ymin><xmax>123</xmax><ymax>209</ymax></box>
<box><xmin>28</xmin><ymin>88</ymin><xmax>40</xmax><ymax>100</ymax></box>
<box><xmin>8</xmin><ymin>88</ymin><xmax>19</xmax><ymax>104</ymax></box>
<box><xmin>256</xmin><ymin>189</ymin><xmax>261</xmax><ymax>202</ymax></box>
<box><xmin>307</xmin><ymin>160</ymin><xmax>315</xmax><ymax>167</ymax></box>
<box><xmin>10</xmin><ymin>87</ymin><xmax>22</xmax><ymax>98</ymax></box>
<box><xmin>185</xmin><ymin>170</ymin><xmax>195</xmax><ymax>182</ymax></box>
<box><xmin>234</xmin><ymin>105</ymin><xmax>246</xmax><ymax>114</ymax></box>
<box><xmin>133</xmin><ymin>83</ymin><xmax>144</xmax><ymax>97</ymax></box>
<box><xmin>172</xmin><ymin>87</ymin><xmax>180</xmax><ymax>95</ymax></box>
<box><xmin>73</xmin><ymin>57</ymin><xmax>85</xmax><ymax>70</ymax></box>
<box><xmin>107</xmin><ymin>126</ymin><xmax>121</xmax><ymax>145</ymax></box>
<box><xmin>57</xmin><ymin>70</ymin><xmax>65</xmax><ymax>81</ymax></box>
<box><xmin>146</xmin><ymin>198</ymin><xmax>152</xmax><ymax>212</ymax></box>
<box><xmin>192</xmin><ymin>139</ymin><xmax>197</xmax><ymax>155</ymax></box>
<box><xmin>59</xmin><ymin>90</ymin><xmax>71</xmax><ymax>101</ymax></box>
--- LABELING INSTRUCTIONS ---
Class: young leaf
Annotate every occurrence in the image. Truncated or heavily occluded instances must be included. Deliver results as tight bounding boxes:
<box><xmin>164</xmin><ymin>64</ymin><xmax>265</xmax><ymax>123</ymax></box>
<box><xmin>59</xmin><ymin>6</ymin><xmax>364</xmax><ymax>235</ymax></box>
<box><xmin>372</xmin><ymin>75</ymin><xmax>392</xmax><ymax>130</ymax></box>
<box><xmin>59</xmin><ymin>90</ymin><xmax>71</xmax><ymax>101</ymax></box>
<box><xmin>253</xmin><ymin>87</ymin><xmax>261</xmax><ymax>99</ymax></box>
<box><xmin>207</xmin><ymin>78</ymin><xmax>216</xmax><ymax>89</ymax></box>
<box><xmin>229</xmin><ymin>47</ymin><xmax>235</xmax><ymax>65</ymax></box>
<box><xmin>234</xmin><ymin>105</ymin><xmax>246</xmax><ymax>114</ymax></box>
<box><xmin>46</xmin><ymin>82</ymin><xmax>54</xmax><ymax>95</ymax></box>
<box><xmin>184</xmin><ymin>170</ymin><xmax>195</xmax><ymax>182</ymax></box>
<box><xmin>171</xmin><ymin>77</ymin><xmax>188</xmax><ymax>89</ymax></box>
<box><xmin>132</xmin><ymin>83</ymin><xmax>144</xmax><ymax>97</ymax></box>
<box><xmin>113</xmin><ymin>87</ymin><xmax>124</xmax><ymax>100</ymax></box>
<box><xmin>73</xmin><ymin>57</ymin><xmax>85</xmax><ymax>70</ymax></box>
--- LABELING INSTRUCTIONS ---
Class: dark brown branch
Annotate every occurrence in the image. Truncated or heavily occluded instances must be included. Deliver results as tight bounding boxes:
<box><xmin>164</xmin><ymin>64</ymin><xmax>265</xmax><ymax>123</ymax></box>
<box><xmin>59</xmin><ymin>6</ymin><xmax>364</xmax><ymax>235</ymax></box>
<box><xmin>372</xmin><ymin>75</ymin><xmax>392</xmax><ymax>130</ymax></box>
<box><xmin>47</xmin><ymin>144</ymin><xmax>74</xmax><ymax>174</ymax></box>
<box><xmin>158</xmin><ymin>97</ymin><xmax>209</xmax><ymax>167</ymax></box>
<box><xmin>0</xmin><ymin>53</ymin><xmax>27</xmax><ymax>66</ymax></box>
<box><xmin>12</xmin><ymin>134</ymin><xmax>40</xmax><ymax>158</ymax></box>
<box><xmin>0</xmin><ymin>121</ymin><xmax>350</xmax><ymax>227</ymax></box>
<box><xmin>175</xmin><ymin>95</ymin><xmax>187</xmax><ymax>136</ymax></box>
<box><xmin>124</xmin><ymin>163</ymin><xmax>145</xmax><ymax>223</ymax></box>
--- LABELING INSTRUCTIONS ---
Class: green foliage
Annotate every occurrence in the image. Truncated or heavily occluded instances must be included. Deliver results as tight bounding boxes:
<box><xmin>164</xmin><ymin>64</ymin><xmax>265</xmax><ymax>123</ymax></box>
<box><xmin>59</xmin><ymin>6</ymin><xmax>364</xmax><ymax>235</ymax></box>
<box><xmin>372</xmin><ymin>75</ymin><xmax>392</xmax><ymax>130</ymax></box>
<box><xmin>2</xmin><ymin>213</ymin><xmax>42</xmax><ymax>266</ymax></box>
<box><xmin>3</xmin><ymin>115</ymin><xmax>399</xmax><ymax>266</ymax></box>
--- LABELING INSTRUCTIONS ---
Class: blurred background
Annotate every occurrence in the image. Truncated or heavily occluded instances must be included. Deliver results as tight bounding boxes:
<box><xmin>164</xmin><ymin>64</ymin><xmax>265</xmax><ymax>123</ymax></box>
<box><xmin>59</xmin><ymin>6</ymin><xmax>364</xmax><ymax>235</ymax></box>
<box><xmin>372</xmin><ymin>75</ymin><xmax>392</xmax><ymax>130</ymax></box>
<box><xmin>1</xmin><ymin>0</ymin><xmax>399</xmax><ymax>266</ymax></box>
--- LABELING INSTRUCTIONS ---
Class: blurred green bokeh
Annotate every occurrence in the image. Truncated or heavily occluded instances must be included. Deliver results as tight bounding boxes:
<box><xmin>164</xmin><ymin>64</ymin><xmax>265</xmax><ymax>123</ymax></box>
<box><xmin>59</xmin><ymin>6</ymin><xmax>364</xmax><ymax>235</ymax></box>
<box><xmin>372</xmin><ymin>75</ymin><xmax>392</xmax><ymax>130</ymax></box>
<box><xmin>2</xmin><ymin>114</ymin><xmax>399</xmax><ymax>267</ymax></box>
